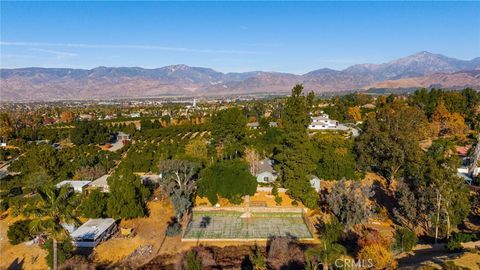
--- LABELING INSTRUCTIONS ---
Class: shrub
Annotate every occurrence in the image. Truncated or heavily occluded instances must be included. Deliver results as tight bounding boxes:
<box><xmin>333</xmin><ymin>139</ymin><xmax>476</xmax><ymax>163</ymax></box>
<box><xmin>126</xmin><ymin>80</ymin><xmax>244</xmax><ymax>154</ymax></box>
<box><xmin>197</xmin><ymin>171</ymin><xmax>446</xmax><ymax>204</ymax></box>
<box><xmin>42</xmin><ymin>238</ymin><xmax>74</xmax><ymax>268</ymax></box>
<box><xmin>271</xmin><ymin>185</ymin><xmax>278</xmax><ymax>196</ymax></box>
<box><xmin>447</xmin><ymin>233</ymin><xmax>473</xmax><ymax>252</ymax></box>
<box><xmin>166</xmin><ymin>222</ymin><xmax>181</xmax><ymax>237</ymax></box>
<box><xmin>393</xmin><ymin>227</ymin><xmax>418</xmax><ymax>252</ymax></box>
<box><xmin>357</xmin><ymin>229</ymin><xmax>391</xmax><ymax>249</ymax></box>
<box><xmin>250</xmin><ymin>245</ymin><xmax>267</xmax><ymax>270</ymax></box>
<box><xmin>0</xmin><ymin>200</ymin><xmax>9</xmax><ymax>212</ymax></box>
<box><xmin>7</xmin><ymin>219</ymin><xmax>34</xmax><ymax>245</ymax></box>
<box><xmin>357</xmin><ymin>244</ymin><xmax>397</xmax><ymax>270</ymax></box>
<box><xmin>185</xmin><ymin>251</ymin><xmax>202</xmax><ymax>270</ymax></box>
<box><xmin>274</xmin><ymin>195</ymin><xmax>283</xmax><ymax>206</ymax></box>
<box><xmin>291</xmin><ymin>200</ymin><xmax>298</xmax><ymax>206</ymax></box>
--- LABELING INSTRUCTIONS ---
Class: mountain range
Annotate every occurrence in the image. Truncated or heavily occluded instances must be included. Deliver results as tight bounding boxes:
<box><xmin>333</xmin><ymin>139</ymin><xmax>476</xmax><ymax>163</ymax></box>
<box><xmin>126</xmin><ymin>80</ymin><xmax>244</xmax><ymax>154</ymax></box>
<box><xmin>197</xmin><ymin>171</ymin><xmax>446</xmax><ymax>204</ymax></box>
<box><xmin>1</xmin><ymin>51</ymin><xmax>479</xmax><ymax>101</ymax></box>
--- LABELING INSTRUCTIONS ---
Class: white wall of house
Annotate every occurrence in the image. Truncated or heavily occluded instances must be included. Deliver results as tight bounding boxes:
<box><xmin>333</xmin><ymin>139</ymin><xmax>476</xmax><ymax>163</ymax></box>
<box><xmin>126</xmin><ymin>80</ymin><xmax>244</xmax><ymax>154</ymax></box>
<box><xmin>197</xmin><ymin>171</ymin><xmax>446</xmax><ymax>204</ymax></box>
<box><xmin>256</xmin><ymin>171</ymin><xmax>277</xmax><ymax>183</ymax></box>
<box><xmin>310</xmin><ymin>176</ymin><xmax>321</xmax><ymax>192</ymax></box>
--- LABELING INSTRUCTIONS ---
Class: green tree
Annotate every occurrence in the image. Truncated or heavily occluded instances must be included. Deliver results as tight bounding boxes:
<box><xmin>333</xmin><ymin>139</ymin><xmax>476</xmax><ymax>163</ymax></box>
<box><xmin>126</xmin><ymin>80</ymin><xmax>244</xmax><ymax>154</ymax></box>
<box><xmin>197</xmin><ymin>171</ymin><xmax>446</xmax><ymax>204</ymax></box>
<box><xmin>197</xmin><ymin>160</ymin><xmax>257</xmax><ymax>205</ymax></box>
<box><xmin>305</xmin><ymin>217</ymin><xmax>346</xmax><ymax>270</ymax></box>
<box><xmin>275</xmin><ymin>85</ymin><xmax>317</xmax><ymax>208</ymax></box>
<box><xmin>7</xmin><ymin>219</ymin><xmax>34</xmax><ymax>245</ymax></box>
<box><xmin>211</xmin><ymin>107</ymin><xmax>247</xmax><ymax>159</ymax></box>
<box><xmin>24</xmin><ymin>185</ymin><xmax>79</xmax><ymax>270</ymax></box>
<box><xmin>107</xmin><ymin>168</ymin><xmax>150</xmax><ymax>219</ymax></box>
<box><xmin>313</xmin><ymin>134</ymin><xmax>358</xmax><ymax>180</ymax></box>
<box><xmin>393</xmin><ymin>227</ymin><xmax>418</xmax><ymax>252</ymax></box>
<box><xmin>355</xmin><ymin>102</ymin><xmax>427</xmax><ymax>188</ymax></box>
<box><xmin>80</xmin><ymin>190</ymin><xmax>108</xmax><ymax>218</ymax></box>
<box><xmin>70</xmin><ymin>121</ymin><xmax>110</xmax><ymax>145</ymax></box>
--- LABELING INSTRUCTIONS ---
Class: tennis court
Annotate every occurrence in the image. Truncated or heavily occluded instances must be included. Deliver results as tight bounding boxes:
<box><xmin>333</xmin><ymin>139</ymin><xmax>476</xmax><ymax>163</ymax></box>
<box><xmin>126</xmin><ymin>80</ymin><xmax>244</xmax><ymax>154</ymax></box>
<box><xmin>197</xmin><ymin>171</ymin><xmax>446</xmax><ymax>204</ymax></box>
<box><xmin>182</xmin><ymin>210</ymin><xmax>313</xmax><ymax>240</ymax></box>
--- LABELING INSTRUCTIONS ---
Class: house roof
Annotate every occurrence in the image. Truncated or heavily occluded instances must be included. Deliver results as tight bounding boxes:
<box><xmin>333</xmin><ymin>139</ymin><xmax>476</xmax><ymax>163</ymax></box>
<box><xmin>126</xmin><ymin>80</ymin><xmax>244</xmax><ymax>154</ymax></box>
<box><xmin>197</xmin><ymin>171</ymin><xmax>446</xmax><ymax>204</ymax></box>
<box><xmin>256</xmin><ymin>158</ymin><xmax>275</xmax><ymax>174</ymax></box>
<box><xmin>311</xmin><ymin>116</ymin><xmax>331</xmax><ymax>121</ymax></box>
<box><xmin>70</xmin><ymin>218</ymin><xmax>116</xmax><ymax>240</ymax></box>
<box><xmin>89</xmin><ymin>175</ymin><xmax>110</xmax><ymax>187</ymax></box>
<box><xmin>56</xmin><ymin>180</ymin><xmax>91</xmax><ymax>190</ymax></box>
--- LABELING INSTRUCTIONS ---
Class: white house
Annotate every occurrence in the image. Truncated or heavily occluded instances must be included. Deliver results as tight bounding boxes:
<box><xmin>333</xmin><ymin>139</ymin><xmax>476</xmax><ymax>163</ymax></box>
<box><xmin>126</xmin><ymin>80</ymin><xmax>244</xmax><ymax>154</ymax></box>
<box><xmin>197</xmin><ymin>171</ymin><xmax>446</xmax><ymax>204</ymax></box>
<box><xmin>308</xmin><ymin>113</ymin><xmax>338</xmax><ymax>130</ymax></box>
<box><xmin>70</xmin><ymin>218</ymin><xmax>117</xmax><ymax>248</ymax></box>
<box><xmin>116</xmin><ymin>132</ymin><xmax>131</xmax><ymax>142</ymax></box>
<box><xmin>254</xmin><ymin>158</ymin><xmax>278</xmax><ymax>183</ymax></box>
<box><xmin>56</xmin><ymin>180</ymin><xmax>91</xmax><ymax>193</ymax></box>
<box><xmin>310</xmin><ymin>175</ymin><xmax>321</xmax><ymax>192</ymax></box>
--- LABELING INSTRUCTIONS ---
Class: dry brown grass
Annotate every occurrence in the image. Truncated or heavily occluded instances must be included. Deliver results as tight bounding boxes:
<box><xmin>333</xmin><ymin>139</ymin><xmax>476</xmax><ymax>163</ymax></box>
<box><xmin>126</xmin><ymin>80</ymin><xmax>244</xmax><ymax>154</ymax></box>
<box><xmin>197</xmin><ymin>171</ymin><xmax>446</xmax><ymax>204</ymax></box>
<box><xmin>195</xmin><ymin>190</ymin><xmax>304</xmax><ymax>208</ymax></box>
<box><xmin>93</xmin><ymin>195</ymin><xmax>175</xmax><ymax>265</ymax></box>
<box><xmin>0</xmin><ymin>211</ymin><xmax>48</xmax><ymax>270</ymax></box>
<box><xmin>453</xmin><ymin>252</ymin><xmax>480</xmax><ymax>270</ymax></box>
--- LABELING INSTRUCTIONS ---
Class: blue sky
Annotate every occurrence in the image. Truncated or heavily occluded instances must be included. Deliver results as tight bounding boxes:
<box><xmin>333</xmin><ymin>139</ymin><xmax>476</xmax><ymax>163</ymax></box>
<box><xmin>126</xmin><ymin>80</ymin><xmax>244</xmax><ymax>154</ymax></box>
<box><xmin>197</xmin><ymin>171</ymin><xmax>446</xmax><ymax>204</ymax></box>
<box><xmin>1</xmin><ymin>1</ymin><xmax>479</xmax><ymax>74</ymax></box>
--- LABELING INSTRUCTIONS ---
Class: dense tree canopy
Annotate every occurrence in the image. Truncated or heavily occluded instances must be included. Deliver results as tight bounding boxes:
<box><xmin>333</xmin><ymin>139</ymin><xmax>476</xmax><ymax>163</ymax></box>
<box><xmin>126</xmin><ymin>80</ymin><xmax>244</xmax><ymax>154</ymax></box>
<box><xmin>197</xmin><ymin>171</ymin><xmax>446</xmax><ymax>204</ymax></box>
<box><xmin>197</xmin><ymin>160</ymin><xmax>257</xmax><ymax>205</ymax></box>
<box><xmin>313</xmin><ymin>134</ymin><xmax>358</xmax><ymax>180</ymax></box>
<box><xmin>80</xmin><ymin>190</ymin><xmax>108</xmax><ymax>218</ymax></box>
<box><xmin>70</xmin><ymin>121</ymin><xmax>110</xmax><ymax>145</ymax></box>
<box><xmin>211</xmin><ymin>107</ymin><xmax>247</xmax><ymax>159</ymax></box>
<box><xmin>355</xmin><ymin>102</ymin><xmax>428</xmax><ymax>186</ymax></box>
<box><xmin>107</xmin><ymin>168</ymin><xmax>150</xmax><ymax>219</ymax></box>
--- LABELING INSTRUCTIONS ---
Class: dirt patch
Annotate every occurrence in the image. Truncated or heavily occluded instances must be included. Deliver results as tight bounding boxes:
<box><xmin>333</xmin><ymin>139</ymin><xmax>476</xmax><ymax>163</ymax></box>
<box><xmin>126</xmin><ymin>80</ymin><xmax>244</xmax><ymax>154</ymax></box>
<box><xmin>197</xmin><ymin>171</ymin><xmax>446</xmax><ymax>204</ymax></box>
<box><xmin>0</xmin><ymin>211</ymin><xmax>48</xmax><ymax>270</ymax></box>
<box><xmin>93</xmin><ymin>192</ymin><xmax>175</xmax><ymax>267</ymax></box>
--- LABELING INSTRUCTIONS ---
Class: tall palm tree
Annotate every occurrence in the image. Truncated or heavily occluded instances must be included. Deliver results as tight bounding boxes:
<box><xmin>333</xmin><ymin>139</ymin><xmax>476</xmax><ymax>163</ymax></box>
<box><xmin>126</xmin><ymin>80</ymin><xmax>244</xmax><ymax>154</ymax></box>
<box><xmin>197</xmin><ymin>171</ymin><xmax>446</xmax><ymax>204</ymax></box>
<box><xmin>25</xmin><ymin>185</ymin><xmax>79</xmax><ymax>270</ymax></box>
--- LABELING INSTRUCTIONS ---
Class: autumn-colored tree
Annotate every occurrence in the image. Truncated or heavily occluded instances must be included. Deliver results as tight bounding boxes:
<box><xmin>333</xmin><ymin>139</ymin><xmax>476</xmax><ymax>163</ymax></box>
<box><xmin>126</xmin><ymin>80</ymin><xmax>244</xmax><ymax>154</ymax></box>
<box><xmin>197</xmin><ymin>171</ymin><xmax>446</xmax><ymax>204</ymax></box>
<box><xmin>347</xmin><ymin>106</ymin><xmax>362</xmax><ymax>122</ymax></box>
<box><xmin>185</xmin><ymin>138</ymin><xmax>208</xmax><ymax>160</ymax></box>
<box><xmin>60</xmin><ymin>111</ymin><xmax>76</xmax><ymax>123</ymax></box>
<box><xmin>356</xmin><ymin>229</ymin><xmax>391</xmax><ymax>249</ymax></box>
<box><xmin>357</xmin><ymin>244</ymin><xmax>397</xmax><ymax>270</ymax></box>
<box><xmin>432</xmin><ymin>102</ymin><xmax>467</xmax><ymax>136</ymax></box>
<box><xmin>0</xmin><ymin>113</ymin><xmax>14</xmax><ymax>142</ymax></box>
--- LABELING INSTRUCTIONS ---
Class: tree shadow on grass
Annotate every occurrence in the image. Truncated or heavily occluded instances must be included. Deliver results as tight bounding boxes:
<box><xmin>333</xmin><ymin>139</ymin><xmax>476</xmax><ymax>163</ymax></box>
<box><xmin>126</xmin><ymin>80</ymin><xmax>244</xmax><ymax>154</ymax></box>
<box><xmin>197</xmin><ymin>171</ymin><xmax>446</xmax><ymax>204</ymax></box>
<box><xmin>7</xmin><ymin>258</ymin><xmax>24</xmax><ymax>270</ymax></box>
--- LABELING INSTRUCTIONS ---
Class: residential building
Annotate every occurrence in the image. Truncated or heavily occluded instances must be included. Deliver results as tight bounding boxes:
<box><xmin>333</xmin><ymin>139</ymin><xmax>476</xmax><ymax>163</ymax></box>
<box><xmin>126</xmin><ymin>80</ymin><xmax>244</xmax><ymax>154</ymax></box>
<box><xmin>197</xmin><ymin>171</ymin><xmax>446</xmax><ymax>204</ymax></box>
<box><xmin>308</xmin><ymin>113</ymin><xmax>338</xmax><ymax>130</ymax></box>
<box><xmin>254</xmin><ymin>158</ymin><xmax>278</xmax><ymax>183</ymax></box>
<box><xmin>116</xmin><ymin>132</ymin><xmax>131</xmax><ymax>142</ymax></box>
<box><xmin>87</xmin><ymin>175</ymin><xmax>110</xmax><ymax>193</ymax></box>
<box><xmin>70</xmin><ymin>218</ymin><xmax>117</xmax><ymax>248</ymax></box>
<box><xmin>55</xmin><ymin>180</ymin><xmax>91</xmax><ymax>193</ymax></box>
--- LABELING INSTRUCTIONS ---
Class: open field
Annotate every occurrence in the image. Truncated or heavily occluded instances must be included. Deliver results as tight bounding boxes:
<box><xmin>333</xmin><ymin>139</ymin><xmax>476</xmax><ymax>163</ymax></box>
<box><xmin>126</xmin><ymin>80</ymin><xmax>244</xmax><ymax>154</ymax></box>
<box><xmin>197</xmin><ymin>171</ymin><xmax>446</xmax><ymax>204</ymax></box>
<box><xmin>0</xmin><ymin>211</ymin><xmax>48</xmax><ymax>270</ymax></box>
<box><xmin>182</xmin><ymin>210</ymin><xmax>313</xmax><ymax>240</ymax></box>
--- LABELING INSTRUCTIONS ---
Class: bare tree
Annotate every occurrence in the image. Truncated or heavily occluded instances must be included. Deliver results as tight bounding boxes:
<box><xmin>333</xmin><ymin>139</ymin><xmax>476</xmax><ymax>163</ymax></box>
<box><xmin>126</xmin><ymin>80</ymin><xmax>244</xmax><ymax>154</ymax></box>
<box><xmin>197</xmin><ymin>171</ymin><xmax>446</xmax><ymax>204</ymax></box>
<box><xmin>159</xmin><ymin>160</ymin><xmax>198</xmax><ymax>220</ymax></box>
<box><xmin>244</xmin><ymin>147</ymin><xmax>260</xmax><ymax>175</ymax></box>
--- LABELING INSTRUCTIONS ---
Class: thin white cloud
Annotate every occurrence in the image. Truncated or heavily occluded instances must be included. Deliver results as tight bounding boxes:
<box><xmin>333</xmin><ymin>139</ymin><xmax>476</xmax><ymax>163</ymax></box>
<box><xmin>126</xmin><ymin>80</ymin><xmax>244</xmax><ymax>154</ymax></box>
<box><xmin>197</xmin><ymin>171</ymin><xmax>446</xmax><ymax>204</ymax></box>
<box><xmin>30</xmin><ymin>48</ymin><xmax>78</xmax><ymax>57</ymax></box>
<box><xmin>0</xmin><ymin>41</ymin><xmax>266</xmax><ymax>55</ymax></box>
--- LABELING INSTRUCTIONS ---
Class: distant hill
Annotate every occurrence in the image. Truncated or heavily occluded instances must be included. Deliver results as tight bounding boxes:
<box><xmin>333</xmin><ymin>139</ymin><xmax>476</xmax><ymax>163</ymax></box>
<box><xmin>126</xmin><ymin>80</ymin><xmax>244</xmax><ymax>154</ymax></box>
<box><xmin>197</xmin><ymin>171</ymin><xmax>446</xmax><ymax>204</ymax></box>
<box><xmin>1</xmin><ymin>51</ymin><xmax>479</xmax><ymax>101</ymax></box>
